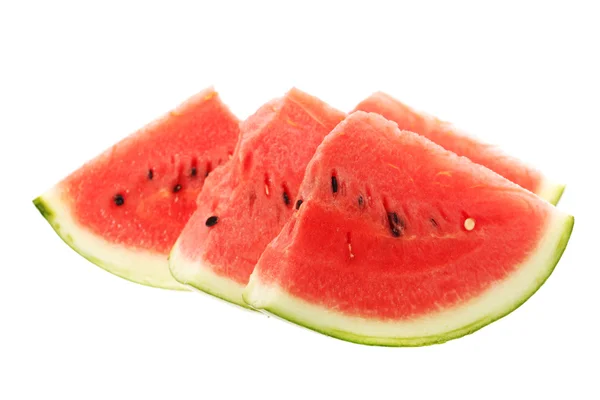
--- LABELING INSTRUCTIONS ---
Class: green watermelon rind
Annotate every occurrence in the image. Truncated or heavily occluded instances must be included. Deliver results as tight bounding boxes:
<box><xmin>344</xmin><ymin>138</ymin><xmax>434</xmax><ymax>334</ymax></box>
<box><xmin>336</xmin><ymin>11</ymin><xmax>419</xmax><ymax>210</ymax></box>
<box><xmin>33</xmin><ymin>191</ymin><xmax>187</xmax><ymax>291</ymax></box>
<box><xmin>547</xmin><ymin>184</ymin><xmax>566</xmax><ymax>206</ymax></box>
<box><xmin>243</xmin><ymin>213</ymin><xmax>574</xmax><ymax>347</ymax></box>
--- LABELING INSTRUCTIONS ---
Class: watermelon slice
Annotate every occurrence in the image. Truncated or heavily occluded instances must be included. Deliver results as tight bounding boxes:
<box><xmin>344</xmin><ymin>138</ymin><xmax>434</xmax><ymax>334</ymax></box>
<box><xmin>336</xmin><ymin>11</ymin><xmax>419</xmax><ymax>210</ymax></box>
<box><xmin>34</xmin><ymin>88</ymin><xmax>240</xmax><ymax>290</ymax></box>
<box><xmin>169</xmin><ymin>88</ymin><xmax>346</xmax><ymax>306</ymax></box>
<box><xmin>354</xmin><ymin>92</ymin><xmax>565</xmax><ymax>205</ymax></box>
<box><xmin>244</xmin><ymin>111</ymin><xmax>574</xmax><ymax>346</ymax></box>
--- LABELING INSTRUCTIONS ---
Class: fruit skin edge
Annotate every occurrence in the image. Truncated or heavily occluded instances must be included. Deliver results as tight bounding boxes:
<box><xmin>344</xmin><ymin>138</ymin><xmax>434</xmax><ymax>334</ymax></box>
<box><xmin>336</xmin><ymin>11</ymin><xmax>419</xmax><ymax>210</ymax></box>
<box><xmin>548</xmin><ymin>184</ymin><xmax>566</xmax><ymax>206</ymax></box>
<box><xmin>538</xmin><ymin>179</ymin><xmax>566</xmax><ymax>206</ymax></box>
<box><xmin>243</xmin><ymin>215</ymin><xmax>574</xmax><ymax>347</ymax></box>
<box><xmin>169</xmin><ymin>240</ymin><xmax>253</xmax><ymax>310</ymax></box>
<box><xmin>33</xmin><ymin>194</ymin><xmax>187</xmax><ymax>291</ymax></box>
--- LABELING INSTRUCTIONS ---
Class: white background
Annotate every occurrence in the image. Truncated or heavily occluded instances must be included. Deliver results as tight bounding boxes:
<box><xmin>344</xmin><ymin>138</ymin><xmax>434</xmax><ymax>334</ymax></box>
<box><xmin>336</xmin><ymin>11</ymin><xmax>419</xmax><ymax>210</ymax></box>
<box><xmin>1</xmin><ymin>1</ymin><xmax>598</xmax><ymax>399</ymax></box>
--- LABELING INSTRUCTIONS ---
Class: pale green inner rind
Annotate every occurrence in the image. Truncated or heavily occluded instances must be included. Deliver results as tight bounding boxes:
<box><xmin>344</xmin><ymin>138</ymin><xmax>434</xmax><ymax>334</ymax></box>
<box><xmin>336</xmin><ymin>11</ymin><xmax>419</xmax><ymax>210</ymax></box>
<box><xmin>169</xmin><ymin>240</ymin><xmax>252</xmax><ymax>309</ymax></box>
<box><xmin>536</xmin><ymin>178</ymin><xmax>566</xmax><ymax>206</ymax></box>
<box><xmin>548</xmin><ymin>184</ymin><xmax>565</xmax><ymax>206</ymax></box>
<box><xmin>33</xmin><ymin>188</ymin><xmax>188</xmax><ymax>291</ymax></box>
<box><xmin>243</xmin><ymin>212</ymin><xmax>574</xmax><ymax>347</ymax></box>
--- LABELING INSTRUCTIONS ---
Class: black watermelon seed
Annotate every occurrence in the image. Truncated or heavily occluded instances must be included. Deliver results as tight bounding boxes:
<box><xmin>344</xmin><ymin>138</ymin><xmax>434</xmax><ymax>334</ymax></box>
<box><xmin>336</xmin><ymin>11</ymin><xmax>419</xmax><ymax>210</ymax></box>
<box><xmin>358</xmin><ymin>195</ymin><xmax>364</xmax><ymax>208</ymax></box>
<box><xmin>295</xmin><ymin>199</ymin><xmax>303</xmax><ymax>210</ymax></box>
<box><xmin>398</xmin><ymin>216</ymin><xmax>406</xmax><ymax>229</ymax></box>
<box><xmin>113</xmin><ymin>194</ymin><xmax>124</xmax><ymax>206</ymax></box>
<box><xmin>205</xmin><ymin>216</ymin><xmax>218</xmax><ymax>227</ymax></box>
<box><xmin>331</xmin><ymin>176</ymin><xmax>338</xmax><ymax>194</ymax></box>
<box><xmin>430</xmin><ymin>218</ymin><xmax>438</xmax><ymax>228</ymax></box>
<box><xmin>173</xmin><ymin>184</ymin><xmax>182</xmax><ymax>193</ymax></box>
<box><xmin>282</xmin><ymin>191</ymin><xmax>291</xmax><ymax>206</ymax></box>
<box><xmin>147</xmin><ymin>169</ymin><xmax>154</xmax><ymax>180</ymax></box>
<box><xmin>387</xmin><ymin>212</ymin><xmax>405</xmax><ymax>237</ymax></box>
<box><xmin>190</xmin><ymin>167</ymin><xmax>197</xmax><ymax>177</ymax></box>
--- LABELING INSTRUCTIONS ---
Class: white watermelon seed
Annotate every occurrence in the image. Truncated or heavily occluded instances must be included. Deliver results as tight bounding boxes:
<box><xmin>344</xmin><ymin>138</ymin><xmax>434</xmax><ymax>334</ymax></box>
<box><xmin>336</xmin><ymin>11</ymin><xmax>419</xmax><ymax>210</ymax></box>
<box><xmin>464</xmin><ymin>218</ymin><xmax>476</xmax><ymax>231</ymax></box>
<box><xmin>346</xmin><ymin>232</ymin><xmax>354</xmax><ymax>259</ymax></box>
<box><xmin>264</xmin><ymin>174</ymin><xmax>271</xmax><ymax>196</ymax></box>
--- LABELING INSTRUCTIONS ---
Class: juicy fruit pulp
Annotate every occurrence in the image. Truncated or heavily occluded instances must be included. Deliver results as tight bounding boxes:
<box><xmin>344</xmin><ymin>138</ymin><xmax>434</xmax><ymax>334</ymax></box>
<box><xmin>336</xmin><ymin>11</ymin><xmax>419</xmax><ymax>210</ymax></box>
<box><xmin>34</xmin><ymin>88</ymin><xmax>240</xmax><ymax>290</ymax></box>
<box><xmin>169</xmin><ymin>88</ymin><xmax>346</xmax><ymax>306</ymax></box>
<box><xmin>354</xmin><ymin>92</ymin><xmax>565</xmax><ymax>205</ymax></box>
<box><xmin>244</xmin><ymin>111</ymin><xmax>573</xmax><ymax>346</ymax></box>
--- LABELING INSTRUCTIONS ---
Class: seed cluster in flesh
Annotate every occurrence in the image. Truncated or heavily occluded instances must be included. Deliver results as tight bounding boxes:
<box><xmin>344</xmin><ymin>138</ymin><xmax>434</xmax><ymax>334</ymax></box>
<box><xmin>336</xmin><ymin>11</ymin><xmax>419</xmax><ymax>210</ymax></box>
<box><xmin>109</xmin><ymin>162</ymin><xmax>212</xmax><ymax>209</ymax></box>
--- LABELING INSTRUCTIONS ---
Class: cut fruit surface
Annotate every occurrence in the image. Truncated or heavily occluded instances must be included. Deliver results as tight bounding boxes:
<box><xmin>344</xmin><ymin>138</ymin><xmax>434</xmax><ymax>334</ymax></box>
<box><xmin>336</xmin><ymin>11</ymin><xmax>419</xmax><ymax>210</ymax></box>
<box><xmin>34</xmin><ymin>88</ymin><xmax>240</xmax><ymax>290</ymax></box>
<box><xmin>354</xmin><ymin>92</ymin><xmax>565</xmax><ymax>204</ymax></box>
<box><xmin>244</xmin><ymin>111</ymin><xmax>573</xmax><ymax>346</ymax></box>
<box><xmin>169</xmin><ymin>88</ymin><xmax>346</xmax><ymax>306</ymax></box>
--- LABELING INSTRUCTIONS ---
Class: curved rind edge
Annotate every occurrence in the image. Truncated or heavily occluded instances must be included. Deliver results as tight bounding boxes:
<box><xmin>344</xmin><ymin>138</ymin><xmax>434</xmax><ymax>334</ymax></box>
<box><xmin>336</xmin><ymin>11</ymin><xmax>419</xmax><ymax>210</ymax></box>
<box><xmin>169</xmin><ymin>240</ymin><xmax>253</xmax><ymax>309</ymax></box>
<box><xmin>537</xmin><ymin>179</ymin><xmax>566</xmax><ymax>206</ymax></box>
<box><xmin>243</xmin><ymin>214</ymin><xmax>574</xmax><ymax>347</ymax></box>
<box><xmin>33</xmin><ymin>193</ymin><xmax>188</xmax><ymax>291</ymax></box>
<box><xmin>548</xmin><ymin>184</ymin><xmax>566</xmax><ymax>206</ymax></box>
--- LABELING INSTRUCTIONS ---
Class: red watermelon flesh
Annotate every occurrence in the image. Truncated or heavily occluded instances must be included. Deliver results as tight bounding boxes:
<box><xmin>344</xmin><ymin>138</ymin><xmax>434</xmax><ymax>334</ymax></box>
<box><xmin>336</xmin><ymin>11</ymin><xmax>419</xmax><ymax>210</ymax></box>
<box><xmin>169</xmin><ymin>88</ymin><xmax>346</xmax><ymax>306</ymax></box>
<box><xmin>244</xmin><ymin>111</ymin><xmax>573</xmax><ymax>346</ymax></box>
<box><xmin>354</xmin><ymin>92</ymin><xmax>565</xmax><ymax>205</ymax></box>
<box><xmin>33</xmin><ymin>88</ymin><xmax>240</xmax><ymax>290</ymax></box>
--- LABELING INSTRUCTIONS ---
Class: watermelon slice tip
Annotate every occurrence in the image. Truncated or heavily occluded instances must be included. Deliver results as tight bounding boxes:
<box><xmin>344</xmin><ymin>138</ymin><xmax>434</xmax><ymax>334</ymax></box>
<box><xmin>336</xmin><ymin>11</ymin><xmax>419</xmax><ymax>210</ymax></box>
<box><xmin>33</xmin><ymin>88</ymin><xmax>240</xmax><ymax>290</ymax></box>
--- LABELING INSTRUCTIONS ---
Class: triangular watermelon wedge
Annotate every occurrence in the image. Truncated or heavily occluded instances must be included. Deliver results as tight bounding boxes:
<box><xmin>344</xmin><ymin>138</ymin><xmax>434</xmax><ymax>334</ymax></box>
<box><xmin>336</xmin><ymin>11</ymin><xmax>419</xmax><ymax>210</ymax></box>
<box><xmin>244</xmin><ymin>111</ymin><xmax>573</xmax><ymax>346</ymax></box>
<box><xmin>34</xmin><ymin>88</ymin><xmax>240</xmax><ymax>290</ymax></box>
<box><xmin>355</xmin><ymin>92</ymin><xmax>565</xmax><ymax>204</ymax></box>
<box><xmin>169</xmin><ymin>88</ymin><xmax>346</xmax><ymax>306</ymax></box>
